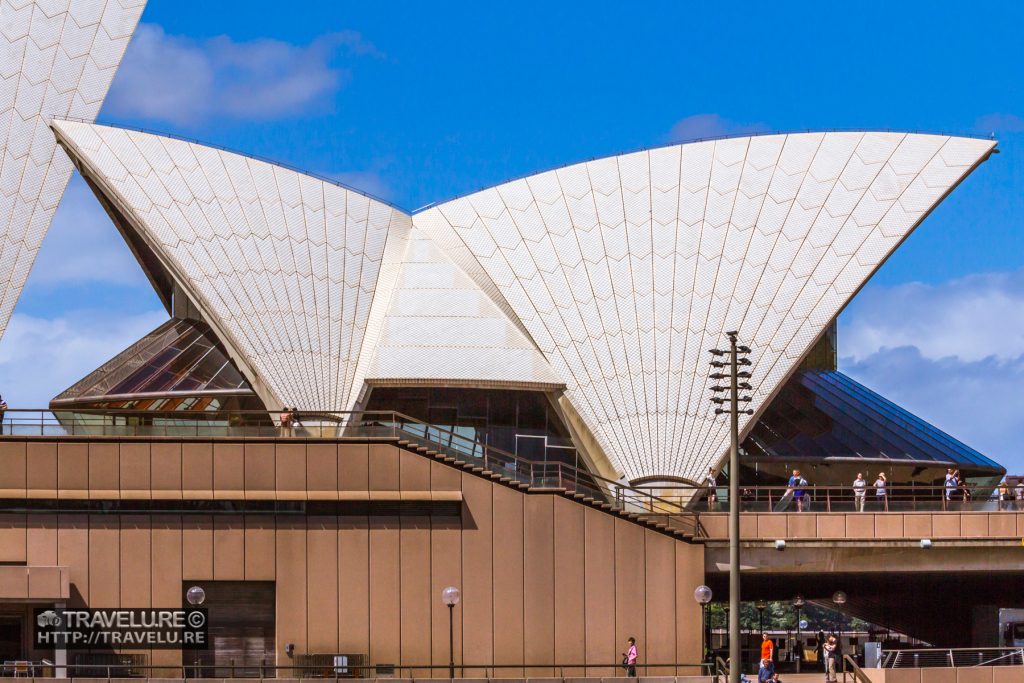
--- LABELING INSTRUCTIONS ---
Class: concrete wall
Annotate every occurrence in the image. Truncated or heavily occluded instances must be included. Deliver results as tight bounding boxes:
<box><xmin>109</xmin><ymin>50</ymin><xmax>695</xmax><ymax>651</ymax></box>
<box><xmin>864</xmin><ymin>666</ymin><xmax>1024</xmax><ymax>683</ymax></box>
<box><xmin>0</xmin><ymin>439</ymin><xmax>705</xmax><ymax>676</ymax></box>
<box><xmin>700</xmin><ymin>512</ymin><xmax>1024</xmax><ymax>541</ymax></box>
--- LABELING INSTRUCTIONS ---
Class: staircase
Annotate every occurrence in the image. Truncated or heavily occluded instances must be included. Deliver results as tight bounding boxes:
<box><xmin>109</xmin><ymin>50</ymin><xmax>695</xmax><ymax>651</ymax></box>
<box><xmin>386</xmin><ymin>420</ymin><xmax>699</xmax><ymax>540</ymax></box>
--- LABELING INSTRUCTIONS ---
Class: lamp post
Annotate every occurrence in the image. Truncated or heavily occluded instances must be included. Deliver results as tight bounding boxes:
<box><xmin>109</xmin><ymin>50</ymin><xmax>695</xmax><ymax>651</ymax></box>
<box><xmin>709</xmin><ymin>332</ymin><xmax>753</xmax><ymax>683</ymax></box>
<box><xmin>792</xmin><ymin>595</ymin><xmax>805</xmax><ymax>673</ymax></box>
<box><xmin>694</xmin><ymin>586</ymin><xmax>713</xmax><ymax>665</ymax></box>
<box><xmin>186</xmin><ymin>586</ymin><xmax>205</xmax><ymax>678</ymax></box>
<box><xmin>755</xmin><ymin>600</ymin><xmax>767</xmax><ymax>635</ymax></box>
<box><xmin>832</xmin><ymin>591</ymin><xmax>847</xmax><ymax>673</ymax></box>
<box><xmin>442</xmin><ymin>587</ymin><xmax>461</xmax><ymax>678</ymax></box>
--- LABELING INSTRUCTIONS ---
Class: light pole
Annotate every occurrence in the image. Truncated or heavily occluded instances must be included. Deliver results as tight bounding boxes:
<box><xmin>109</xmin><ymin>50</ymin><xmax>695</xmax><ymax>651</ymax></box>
<box><xmin>442</xmin><ymin>587</ymin><xmax>461</xmax><ymax>678</ymax></box>
<box><xmin>792</xmin><ymin>595</ymin><xmax>805</xmax><ymax>673</ymax></box>
<box><xmin>755</xmin><ymin>600</ymin><xmax>767</xmax><ymax>635</ymax></box>
<box><xmin>709</xmin><ymin>332</ymin><xmax>753</xmax><ymax>683</ymax></box>
<box><xmin>832</xmin><ymin>591</ymin><xmax>847</xmax><ymax>673</ymax></box>
<box><xmin>694</xmin><ymin>586</ymin><xmax>713</xmax><ymax>666</ymax></box>
<box><xmin>186</xmin><ymin>586</ymin><xmax>206</xmax><ymax>678</ymax></box>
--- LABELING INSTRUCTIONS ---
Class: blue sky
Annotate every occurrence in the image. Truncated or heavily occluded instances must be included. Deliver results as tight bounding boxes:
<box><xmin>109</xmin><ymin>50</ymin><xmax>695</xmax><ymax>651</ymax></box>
<box><xmin>3</xmin><ymin>0</ymin><xmax>1024</xmax><ymax>471</ymax></box>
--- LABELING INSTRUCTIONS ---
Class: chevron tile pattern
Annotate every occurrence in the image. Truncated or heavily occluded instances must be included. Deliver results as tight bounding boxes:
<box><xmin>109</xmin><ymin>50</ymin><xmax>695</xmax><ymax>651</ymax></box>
<box><xmin>51</xmin><ymin>121</ymin><xmax>994</xmax><ymax>483</ymax></box>
<box><xmin>415</xmin><ymin>133</ymin><xmax>996</xmax><ymax>481</ymax></box>
<box><xmin>53</xmin><ymin>119</ymin><xmax>413</xmax><ymax>412</ymax></box>
<box><xmin>0</xmin><ymin>0</ymin><xmax>145</xmax><ymax>338</ymax></box>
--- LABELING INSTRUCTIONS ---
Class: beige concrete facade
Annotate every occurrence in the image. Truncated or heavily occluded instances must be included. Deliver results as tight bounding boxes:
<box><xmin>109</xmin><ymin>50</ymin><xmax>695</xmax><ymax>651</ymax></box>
<box><xmin>698</xmin><ymin>511</ymin><xmax>1024</xmax><ymax>542</ymax></box>
<box><xmin>0</xmin><ymin>438</ymin><xmax>706</xmax><ymax>677</ymax></box>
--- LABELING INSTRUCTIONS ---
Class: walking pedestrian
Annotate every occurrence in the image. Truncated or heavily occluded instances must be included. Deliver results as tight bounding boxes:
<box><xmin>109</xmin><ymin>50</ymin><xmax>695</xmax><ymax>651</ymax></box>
<box><xmin>760</xmin><ymin>633</ymin><xmax>775</xmax><ymax>678</ymax></box>
<box><xmin>873</xmin><ymin>472</ymin><xmax>887</xmax><ymax>511</ymax></box>
<box><xmin>787</xmin><ymin>469</ymin><xmax>808</xmax><ymax>512</ymax></box>
<box><xmin>622</xmin><ymin>637</ymin><xmax>638</xmax><ymax>677</ymax></box>
<box><xmin>852</xmin><ymin>472</ymin><xmax>866</xmax><ymax>512</ymax></box>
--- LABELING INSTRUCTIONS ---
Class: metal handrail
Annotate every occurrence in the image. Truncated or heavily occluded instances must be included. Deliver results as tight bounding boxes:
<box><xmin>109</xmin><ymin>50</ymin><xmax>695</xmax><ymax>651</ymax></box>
<box><xmin>882</xmin><ymin>646</ymin><xmax>1024</xmax><ymax>668</ymax></box>
<box><xmin>18</xmin><ymin>660</ymin><xmax>714</xmax><ymax>678</ymax></box>
<box><xmin>630</xmin><ymin>481</ymin><xmax>1018</xmax><ymax>513</ymax></box>
<box><xmin>842</xmin><ymin>653</ymin><xmax>872</xmax><ymax>683</ymax></box>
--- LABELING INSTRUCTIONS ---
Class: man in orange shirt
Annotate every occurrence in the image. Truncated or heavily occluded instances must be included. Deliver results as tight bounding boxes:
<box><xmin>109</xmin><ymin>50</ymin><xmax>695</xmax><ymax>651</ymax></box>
<box><xmin>760</xmin><ymin>634</ymin><xmax>775</xmax><ymax>680</ymax></box>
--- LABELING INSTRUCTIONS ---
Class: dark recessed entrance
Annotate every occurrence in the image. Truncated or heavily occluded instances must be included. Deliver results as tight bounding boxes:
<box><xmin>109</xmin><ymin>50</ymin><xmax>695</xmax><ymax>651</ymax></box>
<box><xmin>183</xmin><ymin>581</ymin><xmax>275</xmax><ymax>678</ymax></box>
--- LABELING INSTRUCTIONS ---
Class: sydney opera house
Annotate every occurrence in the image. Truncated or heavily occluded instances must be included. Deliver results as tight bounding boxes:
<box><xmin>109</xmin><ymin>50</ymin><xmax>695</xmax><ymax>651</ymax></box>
<box><xmin>0</xmin><ymin>0</ymin><xmax>1014</xmax><ymax>678</ymax></box>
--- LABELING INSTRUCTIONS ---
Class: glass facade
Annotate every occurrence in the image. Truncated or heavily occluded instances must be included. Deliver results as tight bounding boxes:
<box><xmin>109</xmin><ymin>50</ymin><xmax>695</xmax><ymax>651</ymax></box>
<box><xmin>51</xmin><ymin>318</ymin><xmax>264</xmax><ymax>415</ymax></box>
<box><xmin>363</xmin><ymin>386</ymin><xmax>579</xmax><ymax>467</ymax></box>
<box><xmin>740</xmin><ymin>369</ymin><xmax>1004</xmax><ymax>486</ymax></box>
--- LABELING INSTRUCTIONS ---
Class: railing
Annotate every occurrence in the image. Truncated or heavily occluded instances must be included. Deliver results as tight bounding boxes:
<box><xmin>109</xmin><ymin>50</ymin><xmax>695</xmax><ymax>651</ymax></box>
<box><xmin>11</xmin><ymin>660</ymin><xmax>715</xmax><ymax>678</ymax></box>
<box><xmin>0</xmin><ymin>408</ymin><xmax>699</xmax><ymax>535</ymax></box>
<box><xmin>630</xmin><ymin>482</ymin><xmax>1018</xmax><ymax>513</ymax></box>
<box><xmin>881</xmin><ymin>647</ymin><xmax>1024</xmax><ymax>668</ymax></box>
<box><xmin>842</xmin><ymin>654</ymin><xmax>873</xmax><ymax>683</ymax></box>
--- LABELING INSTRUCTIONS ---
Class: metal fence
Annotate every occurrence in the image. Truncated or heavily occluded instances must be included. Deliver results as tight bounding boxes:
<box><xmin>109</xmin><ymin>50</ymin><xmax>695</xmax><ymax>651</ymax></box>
<box><xmin>882</xmin><ymin>647</ymin><xmax>1024</xmax><ymax>668</ymax></box>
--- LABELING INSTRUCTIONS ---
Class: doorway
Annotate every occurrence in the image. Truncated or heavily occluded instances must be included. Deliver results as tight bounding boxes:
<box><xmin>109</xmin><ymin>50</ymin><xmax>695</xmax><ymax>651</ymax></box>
<box><xmin>183</xmin><ymin>582</ymin><xmax>275</xmax><ymax>678</ymax></box>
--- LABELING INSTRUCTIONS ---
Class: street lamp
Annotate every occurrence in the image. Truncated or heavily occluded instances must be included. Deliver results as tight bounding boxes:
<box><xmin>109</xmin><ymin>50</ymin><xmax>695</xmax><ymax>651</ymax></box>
<box><xmin>792</xmin><ymin>596</ymin><xmax>805</xmax><ymax>673</ymax></box>
<box><xmin>708</xmin><ymin>332</ymin><xmax>754</xmax><ymax>683</ymax></box>
<box><xmin>694</xmin><ymin>586</ymin><xmax>713</xmax><ymax>664</ymax></box>
<box><xmin>832</xmin><ymin>591</ymin><xmax>847</xmax><ymax>672</ymax></box>
<box><xmin>442</xmin><ymin>587</ymin><xmax>461</xmax><ymax>678</ymax></box>
<box><xmin>755</xmin><ymin>600</ymin><xmax>767</xmax><ymax>635</ymax></box>
<box><xmin>186</xmin><ymin>586</ymin><xmax>205</xmax><ymax>678</ymax></box>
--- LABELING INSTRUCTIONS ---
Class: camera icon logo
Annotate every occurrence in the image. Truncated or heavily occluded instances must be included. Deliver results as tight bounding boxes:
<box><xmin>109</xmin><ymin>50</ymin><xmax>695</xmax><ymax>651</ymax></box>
<box><xmin>37</xmin><ymin>610</ymin><xmax>61</xmax><ymax>628</ymax></box>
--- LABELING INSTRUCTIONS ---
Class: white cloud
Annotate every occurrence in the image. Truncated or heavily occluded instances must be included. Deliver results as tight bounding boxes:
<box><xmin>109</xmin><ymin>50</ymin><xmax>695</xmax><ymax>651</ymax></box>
<box><xmin>974</xmin><ymin>112</ymin><xmax>1024</xmax><ymax>134</ymax></box>
<box><xmin>839</xmin><ymin>269</ymin><xmax>1024</xmax><ymax>363</ymax></box>
<box><xmin>839</xmin><ymin>269</ymin><xmax>1024</xmax><ymax>474</ymax></box>
<box><xmin>666</xmin><ymin>113</ymin><xmax>769</xmax><ymax>143</ymax></box>
<box><xmin>106</xmin><ymin>24</ymin><xmax>383</xmax><ymax>125</ymax></box>
<box><xmin>0</xmin><ymin>309</ymin><xmax>168</xmax><ymax>409</ymax></box>
<box><xmin>30</xmin><ymin>174</ymin><xmax>149</xmax><ymax>288</ymax></box>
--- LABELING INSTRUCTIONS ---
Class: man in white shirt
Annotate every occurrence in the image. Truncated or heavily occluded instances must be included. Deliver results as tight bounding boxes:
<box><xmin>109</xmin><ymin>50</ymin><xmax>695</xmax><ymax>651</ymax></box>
<box><xmin>852</xmin><ymin>473</ymin><xmax>867</xmax><ymax>512</ymax></box>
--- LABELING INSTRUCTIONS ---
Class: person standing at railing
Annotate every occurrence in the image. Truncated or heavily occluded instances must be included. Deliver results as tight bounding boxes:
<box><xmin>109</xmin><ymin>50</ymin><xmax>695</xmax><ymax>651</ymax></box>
<box><xmin>944</xmin><ymin>469</ymin><xmax>958</xmax><ymax>503</ymax></box>
<box><xmin>280</xmin><ymin>406</ymin><xmax>293</xmax><ymax>437</ymax></box>
<box><xmin>1015</xmin><ymin>479</ymin><xmax>1024</xmax><ymax>510</ymax></box>
<box><xmin>0</xmin><ymin>395</ymin><xmax>6</xmax><ymax>435</ymax></box>
<box><xmin>998</xmin><ymin>480</ymin><xmax>1010</xmax><ymax>511</ymax></box>
<box><xmin>873</xmin><ymin>472</ymin><xmax>887</xmax><ymax>511</ymax></box>
<box><xmin>704</xmin><ymin>467</ymin><xmax>718</xmax><ymax>510</ymax></box>
<box><xmin>852</xmin><ymin>473</ymin><xmax>867</xmax><ymax>512</ymax></box>
<box><xmin>787</xmin><ymin>470</ymin><xmax>808</xmax><ymax>512</ymax></box>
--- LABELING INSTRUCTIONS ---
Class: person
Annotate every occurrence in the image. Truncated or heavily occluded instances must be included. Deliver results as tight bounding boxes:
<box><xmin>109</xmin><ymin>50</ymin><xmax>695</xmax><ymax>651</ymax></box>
<box><xmin>788</xmin><ymin>469</ymin><xmax>808</xmax><ymax>512</ymax></box>
<box><xmin>1015</xmin><ymin>480</ymin><xmax>1024</xmax><ymax>511</ymax></box>
<box><xmin>705</xmin><ymin>467</ymin><xmax>718</xmax><ymax>510</ymax></box>
<box><xmin>852</xmin><ymin>472</ymin><xmax>866</xmax><ymax>512</ymax></box>
<box><xmin>873</xmin><ymin>472</ymin><xmax>887</xmax><ymax>511</ymax></box>
<box><xmin>998</xmin><ymin>480</ymin><xmax>1010</xmax><ymax>511</ymax></box>
<box><xmin>760</xmin><ymin>633</ymin><xmax>775</xmax><ymax>678</ymax></box>
<box><xmin>944</xmin><ymin>469</ymin><xmax>958</xmax><ymax>503</ymax></box>
<box><xmin>280</xmin><ymin>406</ymin><xmax>293</xmax><ymax>436</ymax></box>
<box><xmin>823</xmin><ymin>635</ymin><xmax>838</xmax><ymax>683</ymax></box>
<box><xmin>758</xmin><ymin>659</ymin><xmax>772</xmax><ymax>683</ymax></box>
<box><xmin>622</xmin><ymin>637</ymin><xmax>638</xmax><ymax>677</ymax></box>
<box><xmin>0</xmin><ymin>395</ymin><xmax>6</xmax><ymax>435</ymax></box>
<box><xmin>770</xmin><ymin>674</ymin><xmax>783</xmax><ymax>683</ymax></box>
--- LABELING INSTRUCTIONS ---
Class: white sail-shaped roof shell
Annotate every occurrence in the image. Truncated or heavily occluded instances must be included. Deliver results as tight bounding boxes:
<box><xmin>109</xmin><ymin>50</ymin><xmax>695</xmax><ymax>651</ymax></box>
<box><xmin>0</xmin><ymin>0</ymin><xmax>146</xmax><ymax>338</ymax></box>
<box><xmin>52</xmin><ymin>120</ymin><xmax>563</xmax><ymax>414</ymax></box>
<box><xmin>414</xmin><ymin>132</ymin><xmax>996</xmax><ymax>481</ymax></box>
<box><xmin>53</xmin><ymin>121</ymin><xmax>994</xmax><ymax>482</ymax></box>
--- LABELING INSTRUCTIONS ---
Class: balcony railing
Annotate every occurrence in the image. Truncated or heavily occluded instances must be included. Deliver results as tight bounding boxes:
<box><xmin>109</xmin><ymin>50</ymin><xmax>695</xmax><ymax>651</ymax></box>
<box><xmin>629</xmin><ymin>482</ymin><xmax>1019</xmax><ymax>513</ymax></box>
